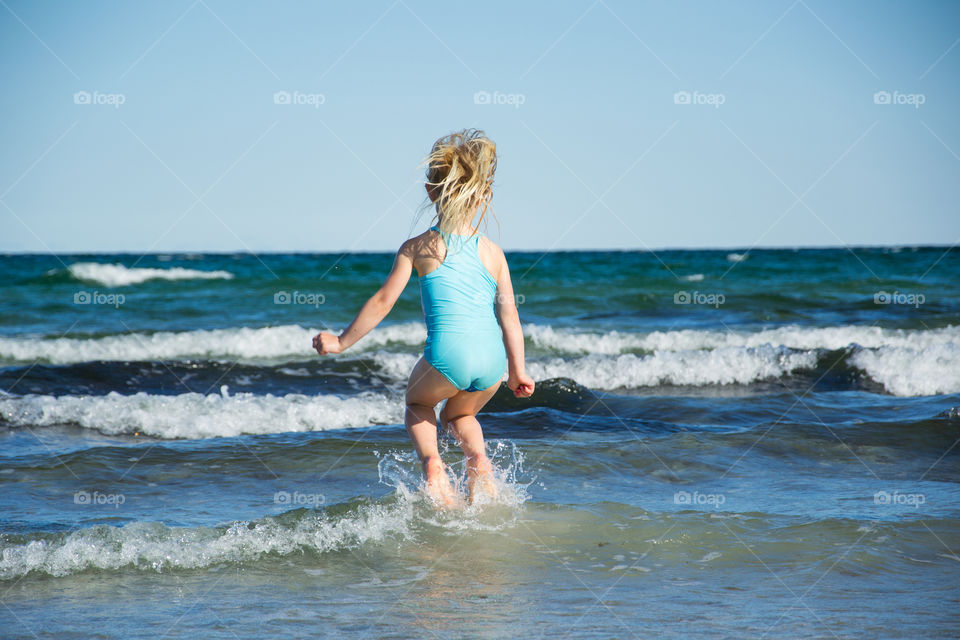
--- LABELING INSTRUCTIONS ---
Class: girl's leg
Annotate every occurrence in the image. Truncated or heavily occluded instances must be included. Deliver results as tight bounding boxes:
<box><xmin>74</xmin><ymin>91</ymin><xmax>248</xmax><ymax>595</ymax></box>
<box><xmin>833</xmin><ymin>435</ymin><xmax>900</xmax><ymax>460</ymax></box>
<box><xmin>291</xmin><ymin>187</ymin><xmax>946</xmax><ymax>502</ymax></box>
<box><xmin>439</xmin><ymin>379</ymin><xmax>501</xmax><ymax>502</ymax></box>
<box><xmin>405</xmin><ymin>357</ymin><xmax>459</xmax><ymax>506</ymax></box>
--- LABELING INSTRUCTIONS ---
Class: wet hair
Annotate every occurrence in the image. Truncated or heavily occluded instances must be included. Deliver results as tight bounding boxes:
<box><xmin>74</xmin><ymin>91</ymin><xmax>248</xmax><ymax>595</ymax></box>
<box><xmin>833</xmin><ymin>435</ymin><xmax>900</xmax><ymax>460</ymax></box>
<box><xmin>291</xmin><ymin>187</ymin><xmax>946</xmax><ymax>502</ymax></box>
<box><xmin>420</xmin><ymin>129</ymin><xmax>497</xmax><ymax>239</ymax></box>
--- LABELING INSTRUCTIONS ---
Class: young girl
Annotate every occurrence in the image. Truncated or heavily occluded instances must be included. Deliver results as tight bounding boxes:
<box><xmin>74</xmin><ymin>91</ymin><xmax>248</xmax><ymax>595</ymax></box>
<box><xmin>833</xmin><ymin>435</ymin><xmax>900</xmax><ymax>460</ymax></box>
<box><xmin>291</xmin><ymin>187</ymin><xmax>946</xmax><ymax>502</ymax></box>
<box><xmin>312</xmin><ymin>129</ymin><xmax>535</xmax><ymax>507</ymax></box>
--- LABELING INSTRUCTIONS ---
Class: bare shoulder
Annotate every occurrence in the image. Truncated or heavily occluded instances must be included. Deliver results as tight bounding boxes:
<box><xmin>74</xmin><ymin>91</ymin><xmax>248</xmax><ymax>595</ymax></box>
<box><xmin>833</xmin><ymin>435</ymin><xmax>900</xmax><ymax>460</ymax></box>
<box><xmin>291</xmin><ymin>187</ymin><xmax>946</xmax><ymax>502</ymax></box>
<box><xmin>404</xmin><ymin>229</ymin><xmax>445</xmax><ymax>276</ymax></box>
<box><xmin>478</xmin><ymin>235</ymin><xmax>506</xmax><ymax>280</ymax></box>
<box><xmin>399</xmin><ymin>230</ymin><xmax>435</xmax><ymax>256</ymax></box>
<box><xmin>479</xmin><ymin>235</ymin><xmax>505</xmax><ymax>258</ymax></box>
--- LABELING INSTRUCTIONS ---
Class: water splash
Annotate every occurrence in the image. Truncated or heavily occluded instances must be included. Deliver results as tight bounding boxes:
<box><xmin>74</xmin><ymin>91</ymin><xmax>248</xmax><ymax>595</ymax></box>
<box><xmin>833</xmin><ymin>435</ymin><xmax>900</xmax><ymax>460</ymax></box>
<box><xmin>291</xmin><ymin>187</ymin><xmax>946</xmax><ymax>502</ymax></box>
<box><xmin>376</xmin><ymin>439</ymin><xmax>532</xmax><ymax>526</ymax></box>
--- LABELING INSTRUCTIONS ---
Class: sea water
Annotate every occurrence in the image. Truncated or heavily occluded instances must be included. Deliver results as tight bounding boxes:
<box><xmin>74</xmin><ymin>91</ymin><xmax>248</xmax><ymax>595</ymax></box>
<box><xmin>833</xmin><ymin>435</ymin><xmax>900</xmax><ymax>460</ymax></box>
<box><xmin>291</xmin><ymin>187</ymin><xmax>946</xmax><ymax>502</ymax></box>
<box><xmin>1</xmin><ymin>247</ymin><xmax>958</xmax><ymax>638</ymax></box>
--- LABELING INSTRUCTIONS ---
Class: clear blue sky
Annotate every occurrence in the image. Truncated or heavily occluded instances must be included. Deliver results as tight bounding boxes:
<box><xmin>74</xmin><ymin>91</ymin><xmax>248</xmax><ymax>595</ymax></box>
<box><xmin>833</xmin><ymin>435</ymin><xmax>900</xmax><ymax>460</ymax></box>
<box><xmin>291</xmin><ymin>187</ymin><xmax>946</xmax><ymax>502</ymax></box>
<box><xmin>1</xmin><ymin>0</ymin><xmax>958</xmax><ymax>252</ymax></box>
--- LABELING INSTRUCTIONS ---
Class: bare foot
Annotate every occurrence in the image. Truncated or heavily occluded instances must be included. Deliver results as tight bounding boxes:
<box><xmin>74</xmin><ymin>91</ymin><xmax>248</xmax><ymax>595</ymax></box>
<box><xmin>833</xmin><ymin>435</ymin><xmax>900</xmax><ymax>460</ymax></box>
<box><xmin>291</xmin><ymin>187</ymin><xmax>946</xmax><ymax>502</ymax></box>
<box><xmin>423</xmin><ymin>458</ymin><xmax>461</xmax><ymax>510</ymax></box>
<box><xmin>467</xmin><ymin>455</ymin><xmax>499</xmax><ymax>505</ymax></box>
<box><xmin>468</xmin><ymin>473</ymin><xmax>498</xmax><ymax>505</ymax></box>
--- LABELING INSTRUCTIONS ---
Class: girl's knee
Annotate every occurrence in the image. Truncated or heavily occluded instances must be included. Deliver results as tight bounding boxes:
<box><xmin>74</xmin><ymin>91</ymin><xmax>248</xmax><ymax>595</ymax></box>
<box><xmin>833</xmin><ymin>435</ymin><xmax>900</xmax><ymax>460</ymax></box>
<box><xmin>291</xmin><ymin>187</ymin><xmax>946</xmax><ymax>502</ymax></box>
<box><xmin>444</xmin><ymin>412</ymin><xmax>476</xmax><ymax>427</ymax></box>
<box><xmin>446</xmin><ymin>414</ymin><xmax>479</xmax><ymax>440</ymax></box>
<box><xmin>438</xmin><ymin>404</ymin><xmax>453</xmax><ymax>433</ymax></box>
<box><xmin>405</xmin><ymin>397</ymin><xmax>433</xmax><ymax>412</ymax></box>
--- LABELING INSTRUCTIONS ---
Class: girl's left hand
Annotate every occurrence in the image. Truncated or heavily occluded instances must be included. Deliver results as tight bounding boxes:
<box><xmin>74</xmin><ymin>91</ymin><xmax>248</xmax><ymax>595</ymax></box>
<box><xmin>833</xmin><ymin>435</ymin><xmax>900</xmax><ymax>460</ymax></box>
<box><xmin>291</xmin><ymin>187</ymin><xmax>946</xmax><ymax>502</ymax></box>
<box><xmin>313</xmin><ymin>332</ymin><xmax>342</xmax><ymax>355</ymax></box>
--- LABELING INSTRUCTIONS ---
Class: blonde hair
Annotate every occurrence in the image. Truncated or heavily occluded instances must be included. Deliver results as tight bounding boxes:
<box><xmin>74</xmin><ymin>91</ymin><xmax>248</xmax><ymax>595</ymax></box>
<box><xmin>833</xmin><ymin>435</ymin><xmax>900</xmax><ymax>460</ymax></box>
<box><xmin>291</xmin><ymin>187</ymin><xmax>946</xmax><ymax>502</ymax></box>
<box><xmin>421</xmin><ymin>129</ymin><xmax>497</xmax><ymax>239</ymax></box>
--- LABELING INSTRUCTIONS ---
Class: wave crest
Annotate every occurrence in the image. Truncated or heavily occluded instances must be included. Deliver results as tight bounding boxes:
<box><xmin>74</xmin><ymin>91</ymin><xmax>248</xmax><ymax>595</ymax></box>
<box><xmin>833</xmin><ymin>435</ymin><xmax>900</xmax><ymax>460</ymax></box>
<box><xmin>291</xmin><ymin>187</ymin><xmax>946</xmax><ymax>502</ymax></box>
<box><xmin>68</xmin><ymin>262</ymin><xmax>234</xmax><ymax>287</ymax></box>
<box><xmin>527</xmin><ymin>345</ymin><xmax>817</xmax><ymax>389</ymax></box>
<box><xmin>0</xmin><ymin>323</ymin><xmax>427</xmax><ymax>365</ymax></box>
<box><xmin>524</xmin><ymin>325</ymin><xmax>960</xmax><ymax>395</ymax></box>
<box><xmin>0</xmin><ymin>499</ymin><xmax>415</xmax><ymax>580</ymax></box>
<box><xmin>0</xmin><ymin>390</ymin><xmax>402</xmax><ymax>438</ymax></box>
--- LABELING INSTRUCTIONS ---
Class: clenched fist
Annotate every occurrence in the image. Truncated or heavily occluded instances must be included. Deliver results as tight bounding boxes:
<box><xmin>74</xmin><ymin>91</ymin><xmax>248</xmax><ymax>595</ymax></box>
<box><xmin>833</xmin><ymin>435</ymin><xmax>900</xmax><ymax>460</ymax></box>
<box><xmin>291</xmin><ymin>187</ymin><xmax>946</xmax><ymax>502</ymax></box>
<box><xmin>313</xmin><ymin>332</ymin><xmax>342</xmax><ymax>355</ymax></box>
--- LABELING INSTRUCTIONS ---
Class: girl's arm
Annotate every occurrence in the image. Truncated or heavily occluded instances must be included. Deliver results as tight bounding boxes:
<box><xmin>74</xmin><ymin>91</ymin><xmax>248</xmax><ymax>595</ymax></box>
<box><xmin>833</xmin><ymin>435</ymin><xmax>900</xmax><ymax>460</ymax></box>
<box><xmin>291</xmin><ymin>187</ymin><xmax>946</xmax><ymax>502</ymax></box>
<box><xmin>313</xmin><ymin>243</ymin><xmax>414</xmax><ymax>355</ymax></box>
<box><xmin>493</xmin><ymin>247</ymin><xmax>535</xmax><ymax>398</ymax></box>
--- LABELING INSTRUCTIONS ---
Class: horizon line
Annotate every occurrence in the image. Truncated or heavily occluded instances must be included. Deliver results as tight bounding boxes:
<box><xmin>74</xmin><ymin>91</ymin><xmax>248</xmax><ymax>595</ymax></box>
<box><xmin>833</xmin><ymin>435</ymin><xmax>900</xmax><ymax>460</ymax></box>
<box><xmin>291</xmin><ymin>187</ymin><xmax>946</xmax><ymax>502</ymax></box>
<box><xmin>0</xmin><ymin>243</ymin><xmax>955</xmax><ymax>256</ymax></box>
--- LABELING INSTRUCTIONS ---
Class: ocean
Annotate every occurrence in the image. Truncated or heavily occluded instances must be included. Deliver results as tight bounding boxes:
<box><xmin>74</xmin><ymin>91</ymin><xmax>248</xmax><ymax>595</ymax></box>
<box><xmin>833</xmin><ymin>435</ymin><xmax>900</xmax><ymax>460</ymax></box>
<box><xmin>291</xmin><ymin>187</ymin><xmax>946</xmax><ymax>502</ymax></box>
<box><xmin>1</xmin><ymin>246</ymin><xmax>958</xmax><ymax>638</ymax></box>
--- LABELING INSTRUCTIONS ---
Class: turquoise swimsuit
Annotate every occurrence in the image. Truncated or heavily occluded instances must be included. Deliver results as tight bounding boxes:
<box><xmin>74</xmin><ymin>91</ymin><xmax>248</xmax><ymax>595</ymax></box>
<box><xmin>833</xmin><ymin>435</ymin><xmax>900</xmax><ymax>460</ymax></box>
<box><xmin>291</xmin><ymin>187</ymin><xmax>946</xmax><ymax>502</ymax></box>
<box><xmin>419</xmin><ymin>226</ymin><xmax>507</xmax><ymax>392</ymax></box>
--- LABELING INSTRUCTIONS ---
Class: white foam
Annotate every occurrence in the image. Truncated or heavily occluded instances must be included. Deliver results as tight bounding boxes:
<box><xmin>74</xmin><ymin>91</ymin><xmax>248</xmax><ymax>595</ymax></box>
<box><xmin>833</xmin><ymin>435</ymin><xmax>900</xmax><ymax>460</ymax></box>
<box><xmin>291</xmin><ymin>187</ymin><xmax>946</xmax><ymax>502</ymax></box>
<box><xmin>0</xmin><ymin>500</ymin><xmax>416</xmax><ymax>579</ymax></box>
<box><xmin>525</xmin><ymin>325</ymin><xmax>645</xmax><ymax>356</ymax></box>
<box><xmin>525</xmin><ymin>325</ymin><xmax>960</xmax><ymax>394</ymax></box>
<box><xmin>68</xmin><ymin>262</ymin><xmax>234</xmax><ymax>287</ymax></box>
<box><xmin>526</xmin><ymin>345</ymin><xmax>817</xmax><ymax>389</ymax></box>
<box><xmin>525</xmin><ymin>324</ymin><xmax>960</xmax><ymax>356</ymax></box>
<box><xmin>726</xmin><ymin>252</ymin><xmax>748</xmax><ymax>262</ymax></box>
<box><xmin>369</xmin><ymin>351</ymin><xmax>420</xmax><ymax>381</ymax></box>
<box><xmin>0</xmin><ymin>323</ymin><xmax>427</xmax><ymax>365</ymax></box>
<box><xmin>851</xmin><ymin>342</ymin><xmax>960</xmax><ymax>396</ymax></box>
<box><xmin>0</xmin><ymin>390</ymin><xmax>403</xmax><ymax>438</ymax></box>
<box><xmin>681</xmin><ymin>273</ymin><xmax>705</xmax><ymax>282</ymax></box>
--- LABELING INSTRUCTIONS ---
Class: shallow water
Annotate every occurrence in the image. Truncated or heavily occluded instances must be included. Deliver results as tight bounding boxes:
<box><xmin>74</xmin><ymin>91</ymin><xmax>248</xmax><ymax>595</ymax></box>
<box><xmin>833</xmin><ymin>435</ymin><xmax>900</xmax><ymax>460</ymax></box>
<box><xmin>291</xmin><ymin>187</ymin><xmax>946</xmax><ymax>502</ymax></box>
<box><xmin>1</xmin><ymin>248</ymin><xmax>959</xmax><ymax>638</ymax></box>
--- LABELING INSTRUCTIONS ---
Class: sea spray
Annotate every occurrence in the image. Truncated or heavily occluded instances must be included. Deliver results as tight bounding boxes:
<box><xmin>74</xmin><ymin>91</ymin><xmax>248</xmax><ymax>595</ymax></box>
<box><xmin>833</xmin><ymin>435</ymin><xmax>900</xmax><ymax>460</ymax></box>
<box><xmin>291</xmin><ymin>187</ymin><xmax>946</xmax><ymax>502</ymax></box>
<box><xmin>376</xmin><ymin>439</ymin><xmax>531</xmax><ymax>528</ymax></box>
